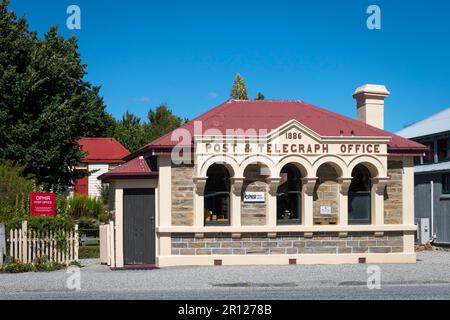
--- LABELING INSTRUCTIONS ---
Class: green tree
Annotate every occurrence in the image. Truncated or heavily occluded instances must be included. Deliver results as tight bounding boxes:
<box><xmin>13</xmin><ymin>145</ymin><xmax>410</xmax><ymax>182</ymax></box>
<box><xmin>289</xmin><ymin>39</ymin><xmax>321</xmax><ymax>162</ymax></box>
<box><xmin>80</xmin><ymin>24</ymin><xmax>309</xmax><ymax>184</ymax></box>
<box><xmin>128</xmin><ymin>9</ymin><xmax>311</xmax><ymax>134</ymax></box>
<box><xmin>0</xmin><ymin>1</ymin><xmax>113</xmax><ymax>190</ymax></box>
<box><xmin>230</xmin><ymin>73</ymin><xmax>249</xmax><ymax>100</ymax></box>
<box><xmin>110</xmin><ymin>111</ymin><xmax>146</xmax><ymax>153</ymax></box>
<box><xmin>0</xmin><ymin>161</ymin><xmax>39</xmax><ymax>218</ymax></box>
<box><xmin>109</xmin><ymin>105</ymin><xmax>186</xmax><ymax>153</ymax></box>
<box><xmin>255</xmin><ymin>92</ymin><xmax>265</xmax><ymax>100</ymax></box>
<box><xmin>145</xmin><ymin>104</ymin><xmax>186</xmax><ymax>144</ymax></box>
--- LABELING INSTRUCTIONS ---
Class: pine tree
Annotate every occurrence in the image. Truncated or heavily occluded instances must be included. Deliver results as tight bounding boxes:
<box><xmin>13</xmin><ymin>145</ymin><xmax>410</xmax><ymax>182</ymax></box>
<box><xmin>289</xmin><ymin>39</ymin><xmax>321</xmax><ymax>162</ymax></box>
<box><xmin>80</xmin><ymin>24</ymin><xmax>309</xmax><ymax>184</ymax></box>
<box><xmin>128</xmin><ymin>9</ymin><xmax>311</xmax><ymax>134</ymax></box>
<box><xmin>230</xmin><ymin>73</ymin><xmax>249</xmax><ymax>100</ymax></box>
<box><xmin>255</xmin><ymin>92</ymin><xmax>265</xmax><ymax>100</ymax></box>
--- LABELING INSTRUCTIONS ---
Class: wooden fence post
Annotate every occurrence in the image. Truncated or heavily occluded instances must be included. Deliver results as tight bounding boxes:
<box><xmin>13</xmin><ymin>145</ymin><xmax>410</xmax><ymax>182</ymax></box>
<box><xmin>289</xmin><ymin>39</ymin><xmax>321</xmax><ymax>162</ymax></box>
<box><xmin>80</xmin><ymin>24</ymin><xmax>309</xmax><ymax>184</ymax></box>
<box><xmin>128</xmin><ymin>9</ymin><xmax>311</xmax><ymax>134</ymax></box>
<box><xmin>13</xmin><ymin>229</ymin><xmax>18</xmax><ymax>260</ymax></box>
<box><xmin>109</xmin><ymin>221</ymin><xmax>115</xmax><ymax>268</ymax></box>
<box><xmin>74</xmin><ymin>224</ymin><xmax>79</xmax><ymax>262</ymax></box>
<box><xmin>22</xmin><ymin>220</ymin><xmax>28</xmax><ymax>263</ymax></box>
<box><xmin>105</xmin><ymin>224</ymin><xmax>111</xmax><ymax>266</ymax></box>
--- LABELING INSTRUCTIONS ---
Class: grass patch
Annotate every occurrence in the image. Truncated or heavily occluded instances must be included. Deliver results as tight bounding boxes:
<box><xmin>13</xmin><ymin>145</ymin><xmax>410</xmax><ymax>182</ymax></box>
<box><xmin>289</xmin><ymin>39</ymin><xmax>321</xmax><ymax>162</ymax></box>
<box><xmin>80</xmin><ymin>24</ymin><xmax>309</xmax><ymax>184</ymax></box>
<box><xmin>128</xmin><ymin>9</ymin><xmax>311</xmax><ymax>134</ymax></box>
<box><xmin>78</xmin><ymin>245</ymin><xmax>100</xmax><ymax>259</ymax></box>
<box><xmin>82</xmin><ymin>239</ymin><xmax>100</xmax><ymax>246</ymax></box>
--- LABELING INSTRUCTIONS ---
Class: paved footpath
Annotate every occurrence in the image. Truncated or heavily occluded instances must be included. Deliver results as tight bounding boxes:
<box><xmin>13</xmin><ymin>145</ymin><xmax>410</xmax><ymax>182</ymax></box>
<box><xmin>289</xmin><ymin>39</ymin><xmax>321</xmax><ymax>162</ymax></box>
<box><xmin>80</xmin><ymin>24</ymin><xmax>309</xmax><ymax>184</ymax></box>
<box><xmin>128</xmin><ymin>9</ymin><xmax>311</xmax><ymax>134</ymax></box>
<box><xmin>0</xmin><ymin>251</ymin><xmax>449</xmax><ymax>299</ymax></box>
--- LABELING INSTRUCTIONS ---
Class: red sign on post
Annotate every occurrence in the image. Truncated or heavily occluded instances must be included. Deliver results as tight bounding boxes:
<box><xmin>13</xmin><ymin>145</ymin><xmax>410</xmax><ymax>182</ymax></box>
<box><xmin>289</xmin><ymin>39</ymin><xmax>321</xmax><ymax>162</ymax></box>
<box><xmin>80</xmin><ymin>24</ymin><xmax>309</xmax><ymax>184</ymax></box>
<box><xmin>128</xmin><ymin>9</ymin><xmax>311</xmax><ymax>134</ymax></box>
<box><xmin>30</xmin><ymin>192</ymin><xmax>55</xmax><ymax>217</ymax></box>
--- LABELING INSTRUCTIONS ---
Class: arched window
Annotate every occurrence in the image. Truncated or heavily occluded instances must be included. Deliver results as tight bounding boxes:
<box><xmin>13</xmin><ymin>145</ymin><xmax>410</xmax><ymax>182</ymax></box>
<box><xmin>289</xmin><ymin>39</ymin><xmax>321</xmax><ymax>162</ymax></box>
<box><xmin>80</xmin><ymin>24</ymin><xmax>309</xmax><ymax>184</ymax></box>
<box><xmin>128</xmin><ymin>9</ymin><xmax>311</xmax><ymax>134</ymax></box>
<box><xmin>204</xmin><ymin>164</ymin><xmax>230</xmax><ymax>226</ymax></box>
<box><xmin>348</xmin><ymin>164</ymin><xmax>372</xmax><ymax>225</ymax></box>
<box><xmin>277</xmin><ymin>164</ymin><xmax>302</xmax><ymax>224</ymax></box>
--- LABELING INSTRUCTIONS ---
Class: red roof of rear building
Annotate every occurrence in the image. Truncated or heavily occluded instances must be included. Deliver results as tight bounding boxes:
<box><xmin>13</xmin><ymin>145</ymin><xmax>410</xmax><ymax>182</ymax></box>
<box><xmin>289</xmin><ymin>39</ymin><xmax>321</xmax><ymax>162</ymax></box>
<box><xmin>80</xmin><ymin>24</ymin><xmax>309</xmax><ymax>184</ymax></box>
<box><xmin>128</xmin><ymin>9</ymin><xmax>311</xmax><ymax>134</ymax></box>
<box><xmin>98</xmin><ymin>156</ymin><xmax>157</xmax><ymax>181</ymax></box>
<box><xmin>128</xmin><ymin>100</ymin><xmax>426</xmax><ymax>158</ymax></box>
<box><xmin>77</xmin><ymin>138</ymin><xmax>130</xmax><ymax>163</ymax></box>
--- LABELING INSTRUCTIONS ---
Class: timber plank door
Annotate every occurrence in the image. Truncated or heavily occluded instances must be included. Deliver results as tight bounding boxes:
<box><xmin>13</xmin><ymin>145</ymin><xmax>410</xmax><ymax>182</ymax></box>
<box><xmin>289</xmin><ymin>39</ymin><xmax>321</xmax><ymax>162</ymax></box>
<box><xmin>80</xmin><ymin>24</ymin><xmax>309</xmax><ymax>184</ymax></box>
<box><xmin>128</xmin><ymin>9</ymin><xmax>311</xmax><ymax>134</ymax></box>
<box><xmin>123</xmin><ymin>188</ymin><xmax>156</xmax><ymax>266</ymax></box>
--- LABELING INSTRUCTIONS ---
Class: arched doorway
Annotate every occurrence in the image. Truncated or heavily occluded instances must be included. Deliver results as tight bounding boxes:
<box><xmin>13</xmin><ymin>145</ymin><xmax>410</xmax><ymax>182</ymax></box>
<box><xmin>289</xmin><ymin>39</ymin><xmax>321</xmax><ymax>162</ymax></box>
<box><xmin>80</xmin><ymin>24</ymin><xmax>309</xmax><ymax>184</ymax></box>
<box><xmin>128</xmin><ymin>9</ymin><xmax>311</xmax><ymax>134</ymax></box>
<box><xmin>348</xmin><ymin>164</ymin><xmax>372</xmax><ymax>225</ymax></box>
<box><xmin>204</xmin><ymin>164</ymin><xmax>231</xmax><ymax>226</ymax></box>
<box><xmin>277</xmin><ymin>164</ymin><xmax>302</xmax><ymax>224</ymax></box>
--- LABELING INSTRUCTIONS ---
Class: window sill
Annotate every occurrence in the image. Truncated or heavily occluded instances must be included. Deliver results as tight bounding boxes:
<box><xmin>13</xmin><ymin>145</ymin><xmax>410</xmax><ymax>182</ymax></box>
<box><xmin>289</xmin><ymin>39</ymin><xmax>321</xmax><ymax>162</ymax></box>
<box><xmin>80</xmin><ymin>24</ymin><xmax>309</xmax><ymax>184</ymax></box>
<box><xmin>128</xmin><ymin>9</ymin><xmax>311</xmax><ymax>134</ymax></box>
<box><xmin>277</xmin><ymin>219</ymin><xmax>301</xmax><ymax>226</ymax></box>
<box><xmin>205</xmin><ymin>221</ymin><xmax>230</xmax><ymax>227</ymax></box>
<box><xmin>440</xmin><ymin>194</ymin><xmax>450</xmax><ymax>200</ymax></box>
<box><xmin>158</xmin><ymin>224</ymin><xmax>418</xmax><ymax>234</ymax></box>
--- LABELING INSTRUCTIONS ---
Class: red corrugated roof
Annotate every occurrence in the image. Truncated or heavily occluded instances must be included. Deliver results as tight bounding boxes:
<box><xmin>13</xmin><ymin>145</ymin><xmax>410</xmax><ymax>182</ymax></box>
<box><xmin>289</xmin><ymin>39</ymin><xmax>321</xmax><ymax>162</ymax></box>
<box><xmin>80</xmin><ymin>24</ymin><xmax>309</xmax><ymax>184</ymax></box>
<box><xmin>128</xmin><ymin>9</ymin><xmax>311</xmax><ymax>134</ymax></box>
<box><xmin>98</xmin><ymin>156</ymin><xmax>157</xmax><ymax>181</ymax></box>
<box><xmin>134</xmin><ymin>100</ymin><xmax>425</xmax><ymax>155</ymax></box>
<box><xmin>77</xmin><ymin>138</ymin><xmax>130</xmax><ymax>163</ymax></box>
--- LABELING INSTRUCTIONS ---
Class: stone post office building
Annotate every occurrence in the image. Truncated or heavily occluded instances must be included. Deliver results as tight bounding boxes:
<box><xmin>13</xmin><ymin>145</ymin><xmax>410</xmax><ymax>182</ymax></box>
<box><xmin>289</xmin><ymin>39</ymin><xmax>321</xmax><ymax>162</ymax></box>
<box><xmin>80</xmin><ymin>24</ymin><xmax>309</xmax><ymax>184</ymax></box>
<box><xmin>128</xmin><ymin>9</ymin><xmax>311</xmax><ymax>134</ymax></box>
<box><xmin>100</xmin><ymin>84</ymin><xmax>426</xmax><ymax>268</ymax></box>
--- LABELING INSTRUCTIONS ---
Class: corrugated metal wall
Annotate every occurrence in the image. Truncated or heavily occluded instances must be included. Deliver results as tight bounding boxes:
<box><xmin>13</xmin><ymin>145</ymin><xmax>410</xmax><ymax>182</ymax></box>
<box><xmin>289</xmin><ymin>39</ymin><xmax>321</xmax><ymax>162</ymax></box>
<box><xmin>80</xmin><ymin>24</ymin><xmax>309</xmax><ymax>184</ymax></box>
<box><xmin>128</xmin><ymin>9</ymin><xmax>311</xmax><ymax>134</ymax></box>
<box><xmin>415</xmin><ymin>173</ymin><xmax>450</xmax><ymax>244</ymax></box>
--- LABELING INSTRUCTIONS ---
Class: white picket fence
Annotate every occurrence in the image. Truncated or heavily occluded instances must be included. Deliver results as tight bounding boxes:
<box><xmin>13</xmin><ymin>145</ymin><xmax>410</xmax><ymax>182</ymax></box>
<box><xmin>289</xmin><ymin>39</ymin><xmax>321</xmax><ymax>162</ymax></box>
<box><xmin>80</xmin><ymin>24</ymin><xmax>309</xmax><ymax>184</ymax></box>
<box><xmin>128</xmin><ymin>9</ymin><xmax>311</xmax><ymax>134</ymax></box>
<box><xmin>7</xmin><ymin>221</ymin><xmax>79</xmax><ymax>264</ymax></box>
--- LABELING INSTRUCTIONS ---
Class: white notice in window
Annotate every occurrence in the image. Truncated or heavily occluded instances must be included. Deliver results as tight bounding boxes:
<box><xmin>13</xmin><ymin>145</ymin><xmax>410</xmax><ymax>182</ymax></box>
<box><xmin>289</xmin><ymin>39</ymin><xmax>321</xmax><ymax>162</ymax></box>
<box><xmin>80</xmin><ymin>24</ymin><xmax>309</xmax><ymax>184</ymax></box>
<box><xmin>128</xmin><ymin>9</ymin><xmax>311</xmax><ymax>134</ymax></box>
<box><xmin>243</xmin><ymin>192</ymin><xmax>265</xmax><ymax>203</ymax></box>
<box><xmin>320</xmin><ymin>206</ymin><xmax>332</xmax><ymax>215</ymax></box>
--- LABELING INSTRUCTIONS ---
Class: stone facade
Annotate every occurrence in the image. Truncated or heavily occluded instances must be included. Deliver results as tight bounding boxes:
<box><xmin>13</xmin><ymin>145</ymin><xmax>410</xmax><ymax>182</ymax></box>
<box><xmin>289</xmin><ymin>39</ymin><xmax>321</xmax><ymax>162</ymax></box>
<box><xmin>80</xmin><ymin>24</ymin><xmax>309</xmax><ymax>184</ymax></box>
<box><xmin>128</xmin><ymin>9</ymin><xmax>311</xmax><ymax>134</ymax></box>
<box><xmin>169</xmin><ymin>160</ymin><xmax>405</xmax><ymax>227</ymax></box>
<box><xmin>171</xmin><ymin>232</ymin><xmax>404</xmax><ymax>255</ymax></box>
<box><xmin>313</xmin><ymin>165</ymin><xmax>339</xmax><ymax>224</ymax></box>
<box><xmin>171</xmin><ymin>164</ymin><xmax>195</xmax><ymax>226</ymax></box>
<box><xmin>241</xmin><ymin>165</ymin><xmax>267</xmax><ymax>226</ymax></box>
<box><xmin>384</xmin><ymin>160</ymin><xmax>403</xmax><ymax>224</ymax></box>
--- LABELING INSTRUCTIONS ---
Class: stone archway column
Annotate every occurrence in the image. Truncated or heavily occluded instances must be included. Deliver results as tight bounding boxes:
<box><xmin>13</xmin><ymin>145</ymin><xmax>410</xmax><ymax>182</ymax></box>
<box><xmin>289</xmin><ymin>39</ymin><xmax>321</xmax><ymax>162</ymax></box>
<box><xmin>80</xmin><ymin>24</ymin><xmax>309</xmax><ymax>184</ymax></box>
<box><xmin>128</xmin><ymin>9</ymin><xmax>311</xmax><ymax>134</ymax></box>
<box><xmin>302</xmin><ymin>178</ymin><xmax>317</xmax><ymax>226</ymax></box>
<box><xmin>338</xmin><ymin>177</ymin><xmax>353</xmax><ymax>226</ymax></box>
<box><xmin>266</xmin><ymin>177</ymin><xmax>281</xmax><ymax>226</ymax></box>
<box><xmin>371</xmin><ymin>177</ymin><xmax>389</xmax><ymax>225</ymax></box>
<box><xmin>230</xmin><ymin>177</ymin><xmax>244</xmax><ymax>227</ymax></box>
<box><xmin>193</xmin><ymin>177</ymin><xmax>207</xmax><ymax>227</ymax></box>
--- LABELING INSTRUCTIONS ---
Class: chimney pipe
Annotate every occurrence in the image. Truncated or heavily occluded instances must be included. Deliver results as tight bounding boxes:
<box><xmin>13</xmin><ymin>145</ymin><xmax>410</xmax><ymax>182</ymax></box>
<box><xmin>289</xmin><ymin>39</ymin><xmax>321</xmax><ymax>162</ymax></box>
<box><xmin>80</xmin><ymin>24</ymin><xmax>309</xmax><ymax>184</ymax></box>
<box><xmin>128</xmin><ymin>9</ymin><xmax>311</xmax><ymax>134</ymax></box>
<box><xmin>353</xmin><ymin>84</ymin><xmax>390</xmax><ymax>130</ymax></box>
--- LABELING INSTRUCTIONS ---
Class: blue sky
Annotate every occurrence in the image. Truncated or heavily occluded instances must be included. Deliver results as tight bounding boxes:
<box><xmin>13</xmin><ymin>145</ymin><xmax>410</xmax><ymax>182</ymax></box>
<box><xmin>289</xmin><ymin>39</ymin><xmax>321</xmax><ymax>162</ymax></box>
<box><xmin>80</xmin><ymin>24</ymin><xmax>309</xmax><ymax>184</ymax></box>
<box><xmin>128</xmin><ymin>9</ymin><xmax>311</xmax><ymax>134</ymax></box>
<box><xmin>9</xmin><ymin>0</ymin><xmax>450</xmax><ymax>132</ymax></box>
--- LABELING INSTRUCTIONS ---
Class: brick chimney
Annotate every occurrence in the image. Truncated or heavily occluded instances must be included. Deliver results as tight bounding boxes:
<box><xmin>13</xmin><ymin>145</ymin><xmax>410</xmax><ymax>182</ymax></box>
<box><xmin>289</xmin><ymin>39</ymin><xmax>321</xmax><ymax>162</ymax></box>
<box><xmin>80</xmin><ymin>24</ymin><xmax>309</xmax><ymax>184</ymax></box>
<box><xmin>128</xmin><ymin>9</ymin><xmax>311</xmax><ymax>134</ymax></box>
<box><xmin>353</xmin><ymin>84</ymin><xmax>390</xmax><ymax>130</ymax></box>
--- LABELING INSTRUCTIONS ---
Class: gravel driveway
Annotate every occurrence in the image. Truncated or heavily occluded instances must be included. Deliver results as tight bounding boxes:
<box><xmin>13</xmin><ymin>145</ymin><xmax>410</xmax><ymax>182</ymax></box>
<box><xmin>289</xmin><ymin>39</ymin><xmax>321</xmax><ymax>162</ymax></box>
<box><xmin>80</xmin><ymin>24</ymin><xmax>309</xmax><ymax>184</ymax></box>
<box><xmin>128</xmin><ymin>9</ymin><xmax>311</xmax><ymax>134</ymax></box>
<box><xmin>0</xmin><ymin>251</ymin><xmax>449</xmax><ymax>299</ymax></box>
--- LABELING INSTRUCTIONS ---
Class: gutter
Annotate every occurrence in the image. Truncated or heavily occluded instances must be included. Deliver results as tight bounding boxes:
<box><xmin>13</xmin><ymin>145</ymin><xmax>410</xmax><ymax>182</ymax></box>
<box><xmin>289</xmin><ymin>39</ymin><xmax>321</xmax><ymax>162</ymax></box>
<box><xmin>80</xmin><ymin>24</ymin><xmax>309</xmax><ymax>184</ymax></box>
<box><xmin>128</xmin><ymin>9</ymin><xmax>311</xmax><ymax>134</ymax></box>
<box><xmin>98</xmin><ymin>172</ymin><xmax>159</xmax><ymax>182</ymax></box>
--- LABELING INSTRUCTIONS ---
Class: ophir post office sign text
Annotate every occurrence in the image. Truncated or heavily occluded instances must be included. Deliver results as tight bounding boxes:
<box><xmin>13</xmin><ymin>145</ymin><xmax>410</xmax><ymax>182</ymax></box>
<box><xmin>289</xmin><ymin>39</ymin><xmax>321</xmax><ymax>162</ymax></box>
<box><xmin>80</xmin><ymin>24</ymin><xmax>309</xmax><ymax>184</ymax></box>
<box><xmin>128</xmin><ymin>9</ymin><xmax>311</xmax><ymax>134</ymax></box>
<box><xmin>243</xmin><ymin>192</ymin><xmax>265</xmax><ymax>203</ymax></box>
<box><xmin>30</xmin><ymin>192</ymin><xmax>55</xmax><ymax>217</ymax></box>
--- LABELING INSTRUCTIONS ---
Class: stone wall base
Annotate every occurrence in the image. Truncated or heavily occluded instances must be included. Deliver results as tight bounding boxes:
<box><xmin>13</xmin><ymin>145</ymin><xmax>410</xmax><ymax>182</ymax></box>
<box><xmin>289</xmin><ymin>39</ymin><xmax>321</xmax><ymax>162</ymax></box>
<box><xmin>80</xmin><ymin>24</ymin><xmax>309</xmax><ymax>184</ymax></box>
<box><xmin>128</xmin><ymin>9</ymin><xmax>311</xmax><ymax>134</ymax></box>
<box><xmin>171</xmin><ymin>232</ymin><xmax>405</xmax><ymax>255</ymax></box>
<box><xmin>157</xmin><ymin>253</ymin><xmax>417</xmax><ymax>267</ymax></box>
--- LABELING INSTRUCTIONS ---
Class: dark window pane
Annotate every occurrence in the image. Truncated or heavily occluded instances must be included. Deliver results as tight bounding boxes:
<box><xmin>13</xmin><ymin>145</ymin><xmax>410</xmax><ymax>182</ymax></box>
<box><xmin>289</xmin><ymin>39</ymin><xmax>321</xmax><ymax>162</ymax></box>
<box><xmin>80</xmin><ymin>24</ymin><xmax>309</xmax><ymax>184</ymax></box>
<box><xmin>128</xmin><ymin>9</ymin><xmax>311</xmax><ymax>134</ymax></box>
<box><xmin>423</xmin><ymin>141</ymin><xmax>435</xmax><ymax>163</ymax></box>
<box><xmin>443</xmin><ymin>174</ymin><xmax>450</xmax><ymax>195</ymax></box>
<box><xmin>348</xmin><ymin>194</ymin><xmax>371</xmax><ymax>224</ymax></box>
<box><xmin>349</xmin><ymin>165</ymin><xmax>372</xmax><ymax>225</ymax></box>
<box><xmin>438</xmin><ymin>139</ymin><xmax>449</xmax><ymax>162</ymax></box>
<box><xmin>277</xmin><ymin>164</ymin><xmax>302</xmax><ymax>224</ymax></box>
<box><xmin>204</xmin><ymin>164</ymin><xmax>230</xmax><ymax>225</ymax></box>
<box><xmin>414</xmin><ymin>156</ymin><xmax>421</xmax><ymax>166</ymax></box>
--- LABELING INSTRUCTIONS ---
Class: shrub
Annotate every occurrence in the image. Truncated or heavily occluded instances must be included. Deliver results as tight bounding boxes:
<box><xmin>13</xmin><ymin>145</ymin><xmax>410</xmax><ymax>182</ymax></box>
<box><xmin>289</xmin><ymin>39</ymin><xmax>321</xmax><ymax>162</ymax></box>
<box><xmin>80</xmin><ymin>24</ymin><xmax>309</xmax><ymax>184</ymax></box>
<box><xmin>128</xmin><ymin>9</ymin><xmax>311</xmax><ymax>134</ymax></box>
<box><xmin>33</xmin><ymin>256</ymin><xmax>50</xmax><ymax>271</ymax></box>
<box><xmin>98</xmin><ymin>212</ymin><xmax>109</xmax><ymax>223</ymax></box>
<box><xmin>68</xmin><ymin>195</ymin><xmax>106</xmax><ymax>219</ymax></box>
<box><xmin>99</xmin><ymin>183</ymin><xmax>109</xmax><ymax>206</ymax></box>
<box><xmin>55</xmin><ymin>194</ymin><xmax>69</xmax><ymax>216</ymax></box>
<box><xmin>1</xmin><ymin>260</ymin><xmax>35</xmax><ymax>273</ymax></box>
<box><xmin>0</xmin><ymin>161</ymin><xmax>40</xmax><ymax>220</ymax></box>
<box><xmin>5</xmin><ymin>214</ymin><xmax>74</xmax><ymax>232</ymax></box>
<box><xmin>0</xmin><ymin>257</ymin><xmax>68</xmax><ymax>273</ymax></box>
<box><xmin>69</xmin><ymin>261</ymin><xmax>82</xmax><ymax>268</ymax></box>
